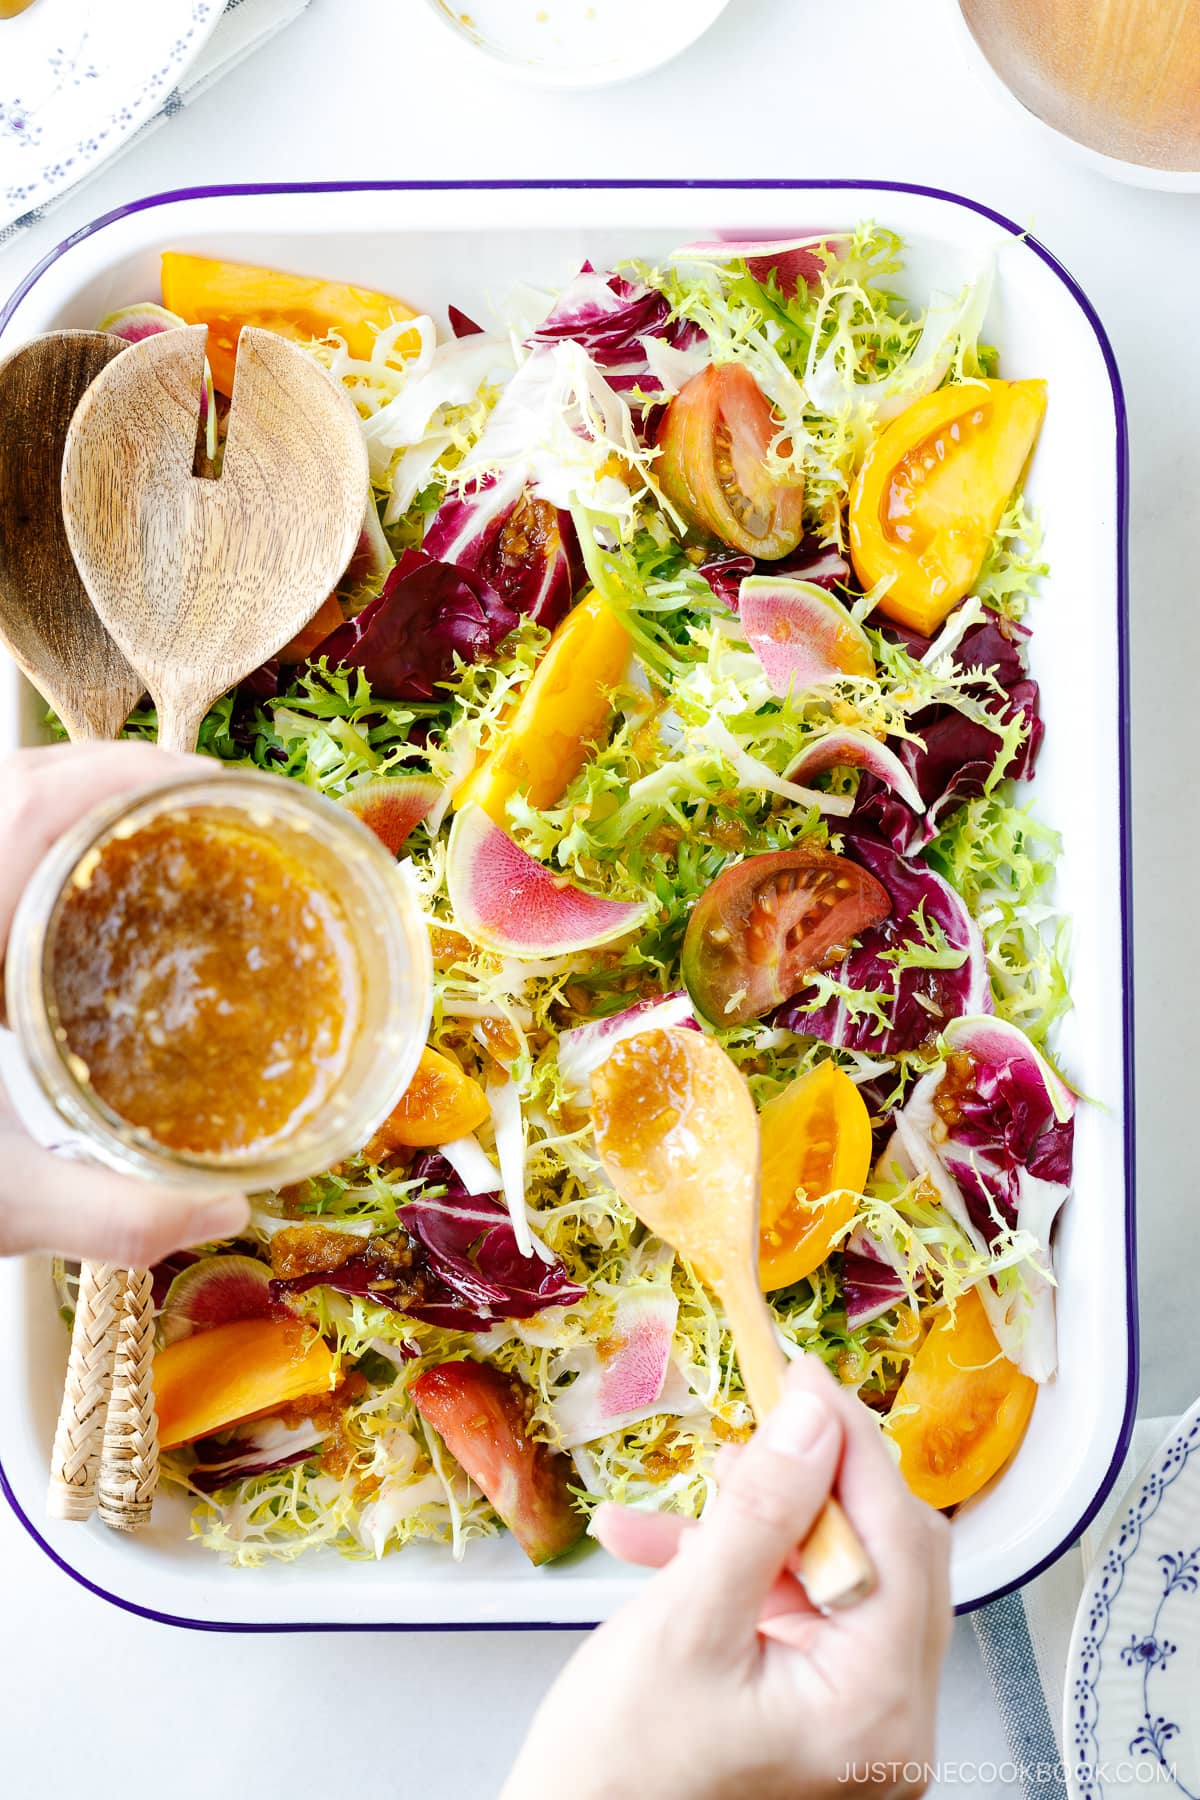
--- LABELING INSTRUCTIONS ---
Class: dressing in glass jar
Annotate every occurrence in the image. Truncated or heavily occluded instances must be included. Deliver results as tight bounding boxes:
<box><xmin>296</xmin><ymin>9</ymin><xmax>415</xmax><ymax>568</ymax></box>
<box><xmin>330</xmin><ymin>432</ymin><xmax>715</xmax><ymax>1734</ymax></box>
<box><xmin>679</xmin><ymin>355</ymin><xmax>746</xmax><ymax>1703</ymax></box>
<box><xmin>6</xmin><ymin>770</ymin><xmax>432</xmax><ymax>1194</ymax></box>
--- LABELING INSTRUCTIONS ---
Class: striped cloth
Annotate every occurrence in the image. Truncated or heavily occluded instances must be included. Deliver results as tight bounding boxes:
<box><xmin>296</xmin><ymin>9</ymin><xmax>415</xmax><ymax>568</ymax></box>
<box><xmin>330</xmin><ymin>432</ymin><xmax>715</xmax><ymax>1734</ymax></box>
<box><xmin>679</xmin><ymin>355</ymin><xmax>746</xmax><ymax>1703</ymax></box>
<box><xmin>972</xmin><ymin>1417</ymin><xmax>1174</xmax><ymax>1800</ymax></box>
<box><xmin>0</xmin><ymin>0</ymin><xmax>310</xmax><ymax>249</ymax></box>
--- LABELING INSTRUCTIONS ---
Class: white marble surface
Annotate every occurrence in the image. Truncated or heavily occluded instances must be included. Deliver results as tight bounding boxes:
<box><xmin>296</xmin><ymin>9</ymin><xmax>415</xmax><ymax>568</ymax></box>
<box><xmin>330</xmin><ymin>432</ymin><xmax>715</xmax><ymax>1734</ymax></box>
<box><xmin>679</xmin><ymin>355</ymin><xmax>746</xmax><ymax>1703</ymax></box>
<box><xmin>1</xmin><ymin>0</ymin><xmax>1196</xmax><ymax>1792</ymax></box>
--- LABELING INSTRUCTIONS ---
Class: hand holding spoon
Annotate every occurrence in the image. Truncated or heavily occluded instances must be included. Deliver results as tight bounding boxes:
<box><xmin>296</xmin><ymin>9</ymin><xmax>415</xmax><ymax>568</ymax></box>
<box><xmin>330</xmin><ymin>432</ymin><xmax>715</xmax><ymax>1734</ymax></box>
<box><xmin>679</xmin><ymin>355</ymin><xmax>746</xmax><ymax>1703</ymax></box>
<box><xmin>591</xmin><ymin>1026</ymin><xmax>874</xmax><ymax>1611</ymax></box>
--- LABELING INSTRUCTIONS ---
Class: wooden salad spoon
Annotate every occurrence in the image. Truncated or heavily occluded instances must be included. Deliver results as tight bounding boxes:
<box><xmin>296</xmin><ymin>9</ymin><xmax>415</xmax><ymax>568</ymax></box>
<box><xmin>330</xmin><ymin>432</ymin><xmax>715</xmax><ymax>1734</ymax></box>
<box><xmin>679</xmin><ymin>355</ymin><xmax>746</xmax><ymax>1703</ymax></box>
<box><xmin>61</xmin><ymin>323</ymin><xmax>368</xmax><ymax>754</ymax></box>
<box><xmin>591</xmin><ymin>1025</ymin><xmax>875</xmax><ymax>1612</ymax></box>
<box><xmin>0</xmin><ymin>330</ymin><xmax>157</xmax><ymax>1533</ymax></box>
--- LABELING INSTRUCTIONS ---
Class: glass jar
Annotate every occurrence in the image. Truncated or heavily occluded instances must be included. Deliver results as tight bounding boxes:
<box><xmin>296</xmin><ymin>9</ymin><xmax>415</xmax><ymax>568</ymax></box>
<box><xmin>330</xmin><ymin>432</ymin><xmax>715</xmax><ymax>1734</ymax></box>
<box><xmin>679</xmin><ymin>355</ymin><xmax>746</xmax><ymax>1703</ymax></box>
<box><xmin>5</xmin><ymin>770</ymin><xmax>432</xmax><ymax>1195</ymax></box>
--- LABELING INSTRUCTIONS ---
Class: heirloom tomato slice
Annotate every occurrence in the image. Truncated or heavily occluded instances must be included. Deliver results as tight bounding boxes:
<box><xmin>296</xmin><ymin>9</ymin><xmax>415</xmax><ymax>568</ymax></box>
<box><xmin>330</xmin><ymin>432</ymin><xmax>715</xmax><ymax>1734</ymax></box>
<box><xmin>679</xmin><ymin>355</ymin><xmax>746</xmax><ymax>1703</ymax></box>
<box><xmin>161</xmin><ymin>252</ymin><xmax>421</xmax><ymax>397</ymax></box>
<box><xmin>849</xmin><ymin>378</ymin><xmax>1046</xmax><ymax>635</ymax></box>
<box><xmin>411</xmin><ymin>1361</ymin><xmax>585</xmax><ymax>1565</ymax></box>
<box><xmin>681</xmin><ymin>849</ymin><xmax>891</xmax><ymax>1027</ymax></box>
<box><xmin>885</xmin><ymin>1286</ymin><xmax>1037</xmax><ymax>1509</ymax></box>
<box><xmin>455</xmin><ymin>592</ymin><xmax>630</xmax><ymax>821</ymax></box>
<box><xmin>656</xmin><ymin>364</ymin><xmax>807</xmax><ymax>559</ymax></box>
<box><xmin>757</xmin><ymin>1062</ymin><xmax>871</xmax><ymax>1291</ymax></box>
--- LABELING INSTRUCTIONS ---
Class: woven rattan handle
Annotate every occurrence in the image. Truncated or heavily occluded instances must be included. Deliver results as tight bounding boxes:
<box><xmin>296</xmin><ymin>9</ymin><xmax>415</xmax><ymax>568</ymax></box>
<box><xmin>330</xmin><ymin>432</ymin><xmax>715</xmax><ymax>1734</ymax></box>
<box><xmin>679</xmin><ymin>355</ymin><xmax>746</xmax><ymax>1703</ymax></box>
<box><xmin>97</xmin><ymin>1266</ymin><xmax>159</xmax><ymax>1532</ymax></box>
<box><xmin>47</xmin><ymin>1260</ymin><xmax>124</xmax><ymax>1520</ymax></box>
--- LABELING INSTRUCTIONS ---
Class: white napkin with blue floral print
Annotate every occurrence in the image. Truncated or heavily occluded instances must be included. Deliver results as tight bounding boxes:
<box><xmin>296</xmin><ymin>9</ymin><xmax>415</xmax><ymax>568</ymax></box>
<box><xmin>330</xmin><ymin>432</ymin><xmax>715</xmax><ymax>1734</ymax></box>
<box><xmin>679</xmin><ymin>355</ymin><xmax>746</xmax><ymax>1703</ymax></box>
<box><xmin>972</xmin><ymin>1416</ymin><xmax>1176</xmax><ymax>1800</ymax></box>
<box><xmin>0</xmin><ymin>0</ymin><xmax>310</xmax><ymax>248</ymax></box>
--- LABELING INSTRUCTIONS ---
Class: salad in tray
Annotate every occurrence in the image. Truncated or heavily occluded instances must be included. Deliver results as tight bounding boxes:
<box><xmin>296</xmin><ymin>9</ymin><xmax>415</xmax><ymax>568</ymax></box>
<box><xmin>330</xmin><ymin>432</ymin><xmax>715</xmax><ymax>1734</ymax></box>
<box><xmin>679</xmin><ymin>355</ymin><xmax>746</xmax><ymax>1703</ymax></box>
<box><xmin>62</xmin><ymin>225</ymin><xmax>1074</xmax><ymax>1567</ymax></box>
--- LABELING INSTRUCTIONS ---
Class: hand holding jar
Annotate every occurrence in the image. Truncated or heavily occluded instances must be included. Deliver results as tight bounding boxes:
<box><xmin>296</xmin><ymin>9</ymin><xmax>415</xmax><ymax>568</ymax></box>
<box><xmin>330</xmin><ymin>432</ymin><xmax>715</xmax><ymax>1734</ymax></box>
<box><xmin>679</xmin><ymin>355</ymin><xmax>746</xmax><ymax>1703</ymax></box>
<box><xmin>0</xmin><ymin>744</ymin><xmax>250</xmax><ymax>1262</ymax></box>
<box><xmin>0</xmin><ymin>741</ymin><xmax>431</xmax><ymax>1264</ymax></box>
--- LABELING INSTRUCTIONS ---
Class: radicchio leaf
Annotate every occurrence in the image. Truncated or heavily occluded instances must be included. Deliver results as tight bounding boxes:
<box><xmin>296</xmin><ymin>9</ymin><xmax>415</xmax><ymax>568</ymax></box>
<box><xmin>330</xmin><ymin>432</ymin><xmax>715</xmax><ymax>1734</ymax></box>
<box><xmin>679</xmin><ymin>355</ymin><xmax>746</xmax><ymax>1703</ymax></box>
<box><xmin>851</xmin><ymin>615</ymin><xmax>1043</xmax><ymax>853</ymax></box>
<box><xmin>842</xmin><ymin>1228</ymin><xmax>908</xmax><ymax>1331</ymax></box>
<box><xmin>528</xmin><ymin>266</ymin><xmax>707</xmax><ymax>422</ymax></box>
<box><xmin>187</xmin><ymin>1419</ymin><xmax>324</xmax><ymax>1495</ymax></box>
<box><xmin>402</xmin><ymin>1184</ymin><xmax>585</xmax><ymax>1320</ymax></box>
<box><xmin>672</xmin><ymin>234</ymin><xmax>847</xmax><ymax>295</ymax></box>
<box><xmin>422</xmin><ymin>468</ymin><xmax>583</xmax><ymax>629</ymax></box>
<box><xmin>448</xmin><ymin>304</ymin><xmax>484</xmax><ymax>339</ymax></box>
<box><xmin>310</xmin><ymin>546</ymin><xmax>519</xmax><ymax>701</ymax></box>
<box><xmin>779</xmin><ymin>833</ymin><xmax>990</xmax><ymax>1055</ymax></box>
<box><xmin>932</xmin><ymin>1017</ymin><xmax>1075</xmax><ymax>1245</ymax></box>
<box><xmin>269</xmin><ymin>1159</ymin><xmax>584</xmax><ymax>1332</ymax></box>
<box><xmin>556</xmin><ymin>991</ymin><xmax>699</xmax><ymax>1105</ymax></box>
<box><xmin>887</xmin><ymin>1017</ymin><xmax>1075</xmax><ymax>1381</ymax></box>
<box><xmin>698</xmin><ymin>536</ymin><xmax>849</xmax><ymax>611</ymax></box>
<box><xmin>238</xmin><ymin>658</ymin><xmax>280</xmax><ymax>703</ymax></box>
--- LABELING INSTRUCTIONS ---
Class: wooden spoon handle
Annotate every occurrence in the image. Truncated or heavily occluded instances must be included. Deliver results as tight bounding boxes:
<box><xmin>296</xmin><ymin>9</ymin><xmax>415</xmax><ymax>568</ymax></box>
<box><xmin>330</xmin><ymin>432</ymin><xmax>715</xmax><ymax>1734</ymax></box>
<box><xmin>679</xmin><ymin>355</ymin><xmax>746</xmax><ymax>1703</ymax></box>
<box><xmin>720</xmin><ymin>1271</ymin><xmax>787</xmax><ymax>1420</ymax></box>
<box><xmin>153</xmin><ymin>696</ymin><xmax>204</xmax><ymax>756</ymax></box>
<box><xmin>720</xmin><ymin>1272</ymin><xmax>875</xmax><ymax>1612</ymax></box>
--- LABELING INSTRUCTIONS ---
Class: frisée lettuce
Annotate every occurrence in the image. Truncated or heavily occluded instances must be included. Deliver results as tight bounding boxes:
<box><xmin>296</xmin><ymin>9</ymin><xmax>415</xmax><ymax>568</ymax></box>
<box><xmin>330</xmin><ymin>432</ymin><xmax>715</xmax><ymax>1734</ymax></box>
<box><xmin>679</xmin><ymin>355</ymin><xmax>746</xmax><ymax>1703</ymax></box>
<box><xmin>77</xmin><ymin>223</ymin><xmax>1075</xmax><ymax>1567</ymax></box>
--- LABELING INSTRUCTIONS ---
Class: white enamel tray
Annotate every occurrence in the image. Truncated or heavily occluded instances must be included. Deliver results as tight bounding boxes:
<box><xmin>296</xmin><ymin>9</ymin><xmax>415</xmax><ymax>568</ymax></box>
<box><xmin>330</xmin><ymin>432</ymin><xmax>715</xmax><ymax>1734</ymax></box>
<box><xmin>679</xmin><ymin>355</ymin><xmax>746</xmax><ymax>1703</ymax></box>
<box><xmin>0</xmin><ymin>181</ymin><xmax>1135</xmax><ymax>1629</ymax></box>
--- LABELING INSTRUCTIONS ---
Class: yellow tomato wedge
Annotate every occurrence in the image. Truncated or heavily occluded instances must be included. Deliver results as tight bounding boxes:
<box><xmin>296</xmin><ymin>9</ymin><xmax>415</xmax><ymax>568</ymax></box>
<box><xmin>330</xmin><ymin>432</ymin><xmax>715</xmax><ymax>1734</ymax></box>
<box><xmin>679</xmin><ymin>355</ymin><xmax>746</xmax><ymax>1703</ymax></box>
<box><xmin>160</xmin><ymin>252</ymin><xmax>422</xmax><ymax>398</ymax></box>
<box><xmin>849</xmin><ymin>379</ymin><xmax>1047</xmax><ymax>636</ymax></box>
<box><xmin>885</xmin><ymin>1286</ymin><xmax>1037</xmax><ymax>1509</ymax></box>
<box><xmin>371</xmin><ymin>1046</ymin><xmax>490</xmax><ymax>1150</ymax></box>
<box><xmin>154</xmin><ymin>1317</ymin><xmax>335</xmax><ymax>1451</ymax></box>
<box><xmin>454</xmin><ymin>592</ymin><xmax>630</xmax><ymax>822</ymax></box>
<box><xmin>757</xmin><ymin>1061</ymin><xmax>871</xmax><ymax>1291</ymax></box>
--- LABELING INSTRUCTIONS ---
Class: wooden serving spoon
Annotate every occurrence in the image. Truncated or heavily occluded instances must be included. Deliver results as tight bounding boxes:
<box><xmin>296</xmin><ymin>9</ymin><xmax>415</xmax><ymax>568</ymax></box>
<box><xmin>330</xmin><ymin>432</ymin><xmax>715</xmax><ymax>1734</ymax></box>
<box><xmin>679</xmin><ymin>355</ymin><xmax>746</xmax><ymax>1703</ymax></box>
<box><xmin>0</xmin><ymin>330</ymin><xmax>155</xmax><ymax>1532</ymax></box>
<box><xmin>61</xmin><ymin>323</ymin><xmax>368</xmax><ymax>753</ymax></box>
<box><xmin>0</xmin><ymin>333</ymin><xmax>143</xmax><ymax>741</ymax></box>
<box><xmin>591</xmin><ymin>1025</ymin><xmax>875</xmax><ymax>1612</ymax></box>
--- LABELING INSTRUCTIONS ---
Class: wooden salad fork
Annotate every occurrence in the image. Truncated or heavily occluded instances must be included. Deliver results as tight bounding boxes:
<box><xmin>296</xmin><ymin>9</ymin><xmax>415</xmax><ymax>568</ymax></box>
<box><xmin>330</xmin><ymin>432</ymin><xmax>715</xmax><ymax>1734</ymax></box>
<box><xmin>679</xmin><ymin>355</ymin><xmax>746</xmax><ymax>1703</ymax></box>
<box><xmin>60</xmin><ymin>323</ymin><xmax>367</xmax><ymax>754</ymax></box>
<box><xmin>0</xmin><ymin>330</ymin><xmax>157</xmax><ymax>1532</ymax></box>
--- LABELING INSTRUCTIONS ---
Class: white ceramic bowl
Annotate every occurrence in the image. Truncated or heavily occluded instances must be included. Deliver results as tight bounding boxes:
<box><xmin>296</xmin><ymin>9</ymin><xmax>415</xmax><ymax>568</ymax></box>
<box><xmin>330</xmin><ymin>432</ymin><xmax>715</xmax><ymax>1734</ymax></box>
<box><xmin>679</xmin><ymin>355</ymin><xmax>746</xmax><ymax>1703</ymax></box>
<box><xmin>0</xmin><ymin>180</ymin><xmax>1136</xmax><ymax>1629</ymax></box>
<box><xmin>422</xmin><ymin>0</ymin><xmax>732</xmax><ymax>89</ymax></box>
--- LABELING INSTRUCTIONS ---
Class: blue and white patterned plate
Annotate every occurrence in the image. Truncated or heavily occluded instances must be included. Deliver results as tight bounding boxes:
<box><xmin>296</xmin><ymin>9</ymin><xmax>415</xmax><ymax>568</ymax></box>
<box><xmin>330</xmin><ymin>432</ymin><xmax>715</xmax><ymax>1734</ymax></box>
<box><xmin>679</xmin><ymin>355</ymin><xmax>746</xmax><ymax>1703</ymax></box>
<box><xmin>1067</xmin><ymin>1401</ymin><xmax>1200</xmax><ymax>1799</ymax></box>
<box><xmin>0</xmin><ymin>0</ymin><xmax>223</xmax><ymax>233</ymax></box>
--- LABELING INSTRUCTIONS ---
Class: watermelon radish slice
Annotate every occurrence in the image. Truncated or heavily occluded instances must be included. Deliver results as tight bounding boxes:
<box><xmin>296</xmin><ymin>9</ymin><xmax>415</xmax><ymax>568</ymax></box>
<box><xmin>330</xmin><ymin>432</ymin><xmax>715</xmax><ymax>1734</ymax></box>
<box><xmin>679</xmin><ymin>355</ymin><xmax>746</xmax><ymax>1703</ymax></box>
<box><xmin>672</xmin><ymin>235</ymin><xmax>848</xmax><ymax>292</ymax></box>
<box><xmin>446</xmin><ymin>804</ymin><xmax>652</xmax><ymax>957</ymax></box>
<box><xmin>341</xmin><ymin>773</ymin><xmax>440</xmax><ymax>856</ymax></box>
<box><xmin>98</xmin><ymin>302</ymin><xmax>217</xmax><ymax>460</ymax></box>
<box><xmin>740</xmin><ymin>576</ymin><xmax>876</xmax><ymax>695</ymax></box>
<box><xmin>550</xmin><ymin>1287</ymin><xmax>682</xmax><ymax>1449</ymax></box>
<box><xmin>786</xmin><ymin>728</ymin><xmax>925</xmax><ymax>815</ymax></box>
<box><xmin>98</xmin><ymin>302</ymin><xmax>187</xmax><ymax>344</ymax></box>
<box><xmin>158</xmin><ymin>1254</ymin><xmax>276</xmax><ymax>1346</ymax></box>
